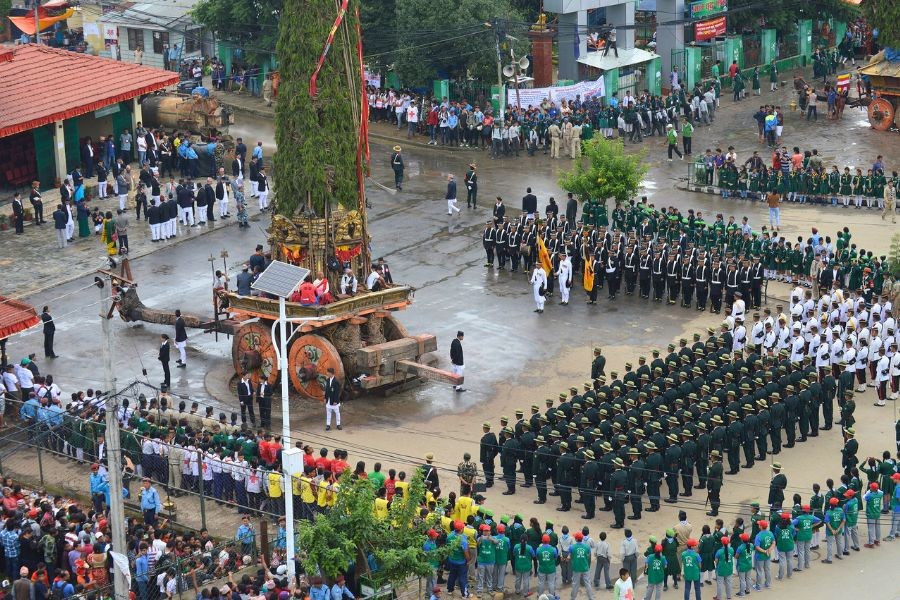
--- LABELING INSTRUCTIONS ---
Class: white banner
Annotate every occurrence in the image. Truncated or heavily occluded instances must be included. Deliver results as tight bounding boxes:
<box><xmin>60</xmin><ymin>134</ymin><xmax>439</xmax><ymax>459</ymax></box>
<box><xmin>507</xmin><ymin>76</ymin><xmax>606</xmax><ymax>108</ymax></box>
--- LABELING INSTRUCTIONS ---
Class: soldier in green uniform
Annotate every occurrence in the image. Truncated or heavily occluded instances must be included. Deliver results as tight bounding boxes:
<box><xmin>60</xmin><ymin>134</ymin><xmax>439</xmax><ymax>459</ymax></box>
<box><xmin>706</xmin><ymin>450</ymin><xmax>724</xmax><ymax>516</ymax></box>
<box><xmin>501</xmin><ymin>426</ymin><xmax>521</xmax><ymax>495</ymax></box>
<box><xmin>591</xmin><ymin>347</ymin><xmax>606</xmax><ymax>379</ymax></box>
<box><xmin>609</xmin><ymin>457</ymin><xmax>628</xmax><ymax>529</ymax></box>
<box><xmin>768</xmin><ymin>462</ymin><xmax>787</xmax><ymax>510</ymax></box>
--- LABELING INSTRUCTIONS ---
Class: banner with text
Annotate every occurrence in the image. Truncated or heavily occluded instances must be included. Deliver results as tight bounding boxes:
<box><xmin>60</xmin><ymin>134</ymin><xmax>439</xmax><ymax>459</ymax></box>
<box><xmin>690</xmin><ymin>0</ymin><xmax>727</xmax><ymax>20</ymax></box>
<box><xmin>507</xmin><ymin>76</ymin><xmax>606</xmax><ymax>108</ymax></box>
<box><xmin>695</xmin><ymin>16</ymin><xmax>726</xmax><ymax>41</ymax></box>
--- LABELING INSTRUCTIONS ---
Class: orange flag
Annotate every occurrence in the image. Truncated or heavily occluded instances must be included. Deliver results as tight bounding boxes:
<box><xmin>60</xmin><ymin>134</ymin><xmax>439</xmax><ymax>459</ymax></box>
<box><xmin>536</xmin><ymin>236</ymin><xmax>553</xmax><ymax>275</ymax></box>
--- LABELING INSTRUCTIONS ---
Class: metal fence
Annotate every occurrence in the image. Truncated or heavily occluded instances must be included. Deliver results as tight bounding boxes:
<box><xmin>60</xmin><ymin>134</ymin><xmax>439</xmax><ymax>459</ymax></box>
<box><xmin>779</xmin><ymin>32</ymin><xmax>799</xmax><ymax>61</ymax></box>
<box><xmin>742</xmin><ymin>32</ymin><xmax>762</xmax><ymax>69</ymax></box>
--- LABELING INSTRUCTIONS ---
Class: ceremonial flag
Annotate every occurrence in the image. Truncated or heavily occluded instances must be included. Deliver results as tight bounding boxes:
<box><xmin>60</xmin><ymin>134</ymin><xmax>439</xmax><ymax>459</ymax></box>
<box><xmin>583</xmin><ymin>255</ymin><xmax>594</xmax><ymax>292</ymax></box>
<box><xmin>836</xmin><ymin>73</ymin><xmax>851</xmax><ymax>94</ymax></box>
<box><xmin>536</xmin><ymin>237</ymin><xmax>553</xmax><ymax>276</ymax></box>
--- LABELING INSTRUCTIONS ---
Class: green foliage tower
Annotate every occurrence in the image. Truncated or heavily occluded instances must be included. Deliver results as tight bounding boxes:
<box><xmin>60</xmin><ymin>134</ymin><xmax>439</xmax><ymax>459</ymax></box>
<box><xmin>558</xmin><ymin>138</ymin><xmax>648</xmax><ymax>206</ymax></box>
<box><xmin>274</xmin><ymin>0</ymin><xmax>364</xmax><ymax>216</ymax></box>
<box><xmin>295</xmin><ymin>470</ymin><xmax>442</xmax><ymax>588</ymax></box>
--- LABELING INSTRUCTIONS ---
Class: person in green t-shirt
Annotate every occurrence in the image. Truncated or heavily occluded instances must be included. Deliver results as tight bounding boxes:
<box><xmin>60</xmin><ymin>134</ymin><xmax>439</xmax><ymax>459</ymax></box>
<box><xmin>569</xmin><ymin>531</ymin><xmax>593</xmax><ymax>600</ymax></box>
<box><xmin>863</xmin><ymin>483</ymin><xmax>885</xmax><ymax>546</ymax></box>
<box><xmin>792</xmin><ymin>504</ymin><xmax>822</xmax><ymax>570</ymax></box>
<box><xmin>843</xmin><ymin>489</ymin><xmax>861</xmax><ymax>551</ymax></box>
<box><xmin>493</xmin><ymin>524</ymin><xmax>510</xmax><ymax>591</ymax></box>
<box><xmin>681</xmin><ymin>118</ymin><xmax>694</xmax><ymax>156</ymax></box>
<box><xmin>535</xmin><ymin>536</ymin><xmax>559</xmax><ymax>597</ymax></box>
<box><xmin>644</xmin><ymin>545</ymin><xmax>667</xmax><ymax>600</ymax></box>
<box><xmin>773</xmin><ymin>513</ymin><xmax>796</xmax><ymax>580</ymax></box>
<box><xmin>475</xmin><ymin>525</ymin><xmax>497</xmax><ymax>595</ymax></box>
<box><xmin>680</xmin><ymin>538</ymin><xmax>702</xmax><ymax>600</ymax></box>
<box><xmin>752</xmin><ymin>520</ymin><xmax>774</xmax><ymax>590</ymax></box>
<box><xmin>735</xmin><ymin>532</ymin><xmax>754</xmax><ymax>596</ymax></box>
<box><xmin>714</xmin><ymin>537</ymin><xmax>735</xmax><ymax>600</ymax></box>
<box><xmin>823</xmin><ymin>496</ymin><xmax>845</xmax><ymax>563</ymax></box>
<box><xmin>666</xmin><ymin>125</ymin><xmax>683</xmax><ymax>161</ymax></box>
<box><xmin>512</xmin><ymin>534</ymin><xmax>535</xmax><ymax>596</ymax></box>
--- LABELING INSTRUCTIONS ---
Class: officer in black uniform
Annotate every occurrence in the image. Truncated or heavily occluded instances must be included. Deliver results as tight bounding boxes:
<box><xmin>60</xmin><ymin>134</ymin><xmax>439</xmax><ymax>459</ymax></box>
<box><xmin>533</xmin><ymin>435</ymin><xmax>552</xmax><ymax>504</ymax></box>
<box><xmin>501</xmin><ymin>427</ymin><xmax>521</xmax><ymax>495</ymax></box>
<box><xmin>644</xmin><ymin>441</ymin><xmax>662</xmax><ymax>511</ymax></box>
<box><xmin>609</xmin><ymin>457</ymin><xmax>628</xmax><ymax>528</ymax></box>
<box><xmin>479</xmin><ymin>422</ymin><xmax>499</xmax><ymax>487</ymax></box>
<box><xmin>664</xmin><ymin>432</ymin><xmax>681</xmax><ymax>502</ymax></box>
<box><xmin>627</xmin><ymin>447</ymin><xmax>645</xmax><ymax>520</ymax></box>
<box><xmin>556</xmin><ymin>441</ymin><xmax>577</xmax><ymax>511</ymax></box>
<box><xmin>580</xmin><ymin>449</ymin><xmax>599</xmax><ymax>519</ymax></box>
<box><xmin>706</xmin><ymin>450</ymin><xmax>724</xmax><ymax>516</ymax></box>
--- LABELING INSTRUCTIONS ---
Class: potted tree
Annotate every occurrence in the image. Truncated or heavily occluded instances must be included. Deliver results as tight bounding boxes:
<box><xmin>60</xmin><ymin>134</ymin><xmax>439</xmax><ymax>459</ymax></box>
<box><xmin>0</xmin><ymin>213</ymin><xmax>9</xmax><ymax>231</ymax></box>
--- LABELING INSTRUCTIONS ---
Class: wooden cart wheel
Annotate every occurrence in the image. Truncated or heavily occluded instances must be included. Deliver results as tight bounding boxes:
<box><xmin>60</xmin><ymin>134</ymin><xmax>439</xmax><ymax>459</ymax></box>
<box><xmin>231</xmin><ymin>321</ymin><xmax>279</xmax><ymax>386</ymax></box>
<box><xmin>381</xmin><ymin>313</ymin><xmax>409</xmax><ymax>341</ymax></box>
<box><xmin>868</xmin><ymin>97</ymin><xmax>895</xmax><ymax>131</ymax></box>
<box><xmin>288</xmin><ymin>334</ymin><xmax>345</xmax><ymax>401</ymax></box>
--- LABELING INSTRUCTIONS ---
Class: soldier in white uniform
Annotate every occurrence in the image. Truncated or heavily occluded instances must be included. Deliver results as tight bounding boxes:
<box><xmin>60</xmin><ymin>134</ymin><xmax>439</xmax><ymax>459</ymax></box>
<box><xmin>556</xmin><ymin>250</ymin><xmax>572</xmax><ymax>305</ymax></box>
<box><xmin>530</xmin><ymin>264</ymin><xmax>547</xmax><ymax>313</ymax></box>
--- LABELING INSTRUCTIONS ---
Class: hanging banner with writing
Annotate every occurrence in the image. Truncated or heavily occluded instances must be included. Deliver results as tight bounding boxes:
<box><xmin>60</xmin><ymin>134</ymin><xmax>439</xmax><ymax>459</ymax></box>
<box><xmin>507</xmin><ymin>76</ymin><xmax>606</xmax><ymax>107</ymax></box>
<box><xmin>690</xmin><ymin>0</ymin><xmax>727</xmax><ymax>20</ymax></box>
<box><xmin>695</xmin><ymin>16</ymin><xmax>727</xmax><ymax>41</ymax></box>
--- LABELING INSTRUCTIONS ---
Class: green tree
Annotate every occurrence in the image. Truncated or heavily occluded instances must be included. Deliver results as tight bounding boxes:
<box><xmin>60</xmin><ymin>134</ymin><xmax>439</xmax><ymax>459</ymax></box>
<box><xmin>0</xmin><ymin>0</ymin><xmax>10</xmax><ymax>37</ymax></box>
<box><xmin>273</xmin><ymin>0</ymin><xmax>363</xmax><ymax>215</ymax></box>
<box><xmin>392</xmin><ymin>0</ymin><xmax>526</xmax><ymax>86</ymax></box>
<box><xmin>558</xmin><ymin>138</ymin><xmax>648</xmax><ymax>206</ymax></box>
<box><xmin>727</xmin><ymin>0</ymin><xmax>857</xmax><ymax>40</ymax></box>
<box><xmin>862</xmin><ymin>0</ymin><xmax>899</xmax><ymax>49</ymax></box>
<box><xmin>192</xmin><ymin>0</ymin><xmax>281</xmax><ymax>64</ymax></box>
<box><xmin>295</xmin><ymin>470</ymin><xmax>442</xmax><ymax>588</ymax></box>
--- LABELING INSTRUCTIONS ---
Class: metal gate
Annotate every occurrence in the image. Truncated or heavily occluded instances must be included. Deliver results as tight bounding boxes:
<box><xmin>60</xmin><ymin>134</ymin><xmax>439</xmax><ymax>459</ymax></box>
<box><xmin>671</xmin><ymin>48</ymin><xmax>687</xmax><ymax>89</ymax></box>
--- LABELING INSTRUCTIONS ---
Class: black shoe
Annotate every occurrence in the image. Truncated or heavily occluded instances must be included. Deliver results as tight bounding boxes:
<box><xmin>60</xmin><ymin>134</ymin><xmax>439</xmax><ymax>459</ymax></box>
<box><xmin>533</xmin><ymin>500</ymin><xmax>546</xmax><ymax>504</ymax></box>
<box><xmin>742</xmin><ymin>464</ymin><xmax>753</xmax><ymax>469</ymax></box>
<box><xmin>664</xmin><ymin>498</ymin><xmax>677</xmax><ymax>504</ymax></box>
<box><xmin>176</xmin><ymin>363</ymin><xmax>187</xmax><ymax>369</ymax></box>
<box><xmin>502</xmin><ymin>491</ymin><xmax>515</xmax><ymax>496</ymax></box>
<box><xmin>628</xmin><ymin>515</ymin><xmax>641</xmax><ymax>520</ymax></box>
<box><xmin>609</xmin><ymin>523</ymin><xmax>624</xmax><ymax>529</ymax></box>
<box><xmin>647</xmin><ymin>507</ymin><xmax>659</xmax><ymax>512</ymax></box>
<box><xmin>336</xmin><ymin>425</ymin><xmax>342</xmax><ymax>430</ymax></box>
<box><xmin>556</xmin><ymin>507</ymin><xmax>570</xmax><ymax>512</ymax></box>
<box><xmin>325</xmin><ymin>426</ymin><xmax>331</xmax><ymax>431</ymax></box>
<box><xmin>581</xmin><ymin>514</ymin><xmax>593</xmax><ymax>519</ymax></box>
<box><xmin>522</xmin><ymin>483</ymin><xmax>533</xmax><ymax>488</ymax></box>
<box><xmin>706</xmin><ymin>511</ymin><xmax>719</xmax><ymax>516</ymax></box>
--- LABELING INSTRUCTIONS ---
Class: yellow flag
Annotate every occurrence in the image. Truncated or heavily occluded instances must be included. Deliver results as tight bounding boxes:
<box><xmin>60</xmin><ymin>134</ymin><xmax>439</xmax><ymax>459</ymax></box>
<box><xmin>536</xmin><ymin>236</ymin><xmax>553</xmax><ymax>275</ymax></box>
<box><xmin>583</xmin><ymin>256</ymin><xmax>594</xmax><ymax>292</ymax></box>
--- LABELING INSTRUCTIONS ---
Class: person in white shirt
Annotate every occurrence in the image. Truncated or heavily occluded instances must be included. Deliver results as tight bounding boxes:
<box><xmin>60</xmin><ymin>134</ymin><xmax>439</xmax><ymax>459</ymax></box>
<box><xmin>874</xmin><ymin>348</ymin><xmax>891</xmax><ymax>405</ymax></box>
<box><xmin>339</xmin><ymin>268</ymin><xmax>357</xmax><ymax>296</ymax></box>
<box><xmin>530</xmin><ymin>265</ymin><xmax>547</xmax><ymax>313</ymax></box>
<box><xmin>731</xmin><ymin>316</ymin><xmax>746</xmax><ymax>351</ymax></box>
<box><xmin>790</xmin><ymin>327</ymin><xmax>806</xmax><ymax>362</ymax></box>
<box><xmin>889</xmin><ymin>340</ymin><xmax>900</xmax><ymax>399</ymax></box>
<box><xmin>406</xmin><ymin>103</ymin><xmax>419</xmax><ymax>139</ymax></box>
<box><xmin>365</xmin><ymin>265</ymin><xmax>386</xmax><ymax>292</ymax></box>
<box><xmin>556</xmin><ymin>251</ymin><xmax>572</xmax><ymax>306</ymax></box>
<box><xmin>731</xmin><ymin>292</ymin><xmax>746</xmax><ymax>320</ymax></box>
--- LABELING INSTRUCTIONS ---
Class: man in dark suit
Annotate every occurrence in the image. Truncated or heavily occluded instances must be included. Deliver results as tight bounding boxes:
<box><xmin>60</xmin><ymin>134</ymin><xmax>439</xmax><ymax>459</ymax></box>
<box><xmin>257</xmin><ymin>380</ymin><xmax>273</xmax><ymax>429</ymax></box>
<box><xmin>238</xmin><ymin>374</ymin><xmax>256</xmax><ymax>426</ymax></box>
<box><xmin>819</xmin><ymin>263</ymin><xmax>842</xmax><ymax>291</ymax></box>
<box><xmin>450</xmin><ymin>331</ymin><xmax>466</xmax><ymax>392</ymax></box>
<box><xmin>522</xmin><ymin>187</ymin><xmax>538</xmax><ymax>219</ymax></box>
<box><xmin>324</xmin><ymin>367</ymin><xmax>342</xmax><ymax>431</ymax></box>
<box><xmin>11</xmin><ymin>192</ymin><xmax>24</xmax><ymax>234</ymax></box>
<box><xmin>41</xmin><ymin>306</ymin><xmax>57</xmax><ymax>358</ymax></box>
<box><xmin>158</xmin><ymin>334</ymin><xmax>171</xmax><ymax>388</ymax></box>
<box><xmin>231</xmin><ymin>156</ymin><xmax>243</xmax><ymax>179</ymax></box>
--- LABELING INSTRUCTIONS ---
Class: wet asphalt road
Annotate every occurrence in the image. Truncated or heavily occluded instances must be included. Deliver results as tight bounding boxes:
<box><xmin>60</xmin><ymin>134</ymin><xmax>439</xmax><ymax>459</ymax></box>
<box><xmin>16</xmin><ymin>78</ymin><xmax>900</xmax><ymax>424</ymax></box>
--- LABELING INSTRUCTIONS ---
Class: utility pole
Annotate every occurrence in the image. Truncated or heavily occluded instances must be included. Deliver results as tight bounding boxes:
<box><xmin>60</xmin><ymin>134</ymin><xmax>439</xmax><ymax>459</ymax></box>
<box><xmin>97</xmin><ymin>275</ymin><xmax>128</xmax><ymax>600</ymax></box>
<box><xmin>492</xmin><ymin>18</ymin><xmax>505</xmax><ymax>117</ymax></box>
<box><xmin>33</xmin><ymin>0</ymin><xmax>41</xmax><ymax>45</ymax></box>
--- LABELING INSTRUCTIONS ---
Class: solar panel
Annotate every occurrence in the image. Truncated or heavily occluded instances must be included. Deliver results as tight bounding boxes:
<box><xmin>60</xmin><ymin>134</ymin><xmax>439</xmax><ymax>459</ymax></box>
<box><xmin>251</xmin><ymin>261</ymin><xmax>311</xmax><ymax>298</ymax></box>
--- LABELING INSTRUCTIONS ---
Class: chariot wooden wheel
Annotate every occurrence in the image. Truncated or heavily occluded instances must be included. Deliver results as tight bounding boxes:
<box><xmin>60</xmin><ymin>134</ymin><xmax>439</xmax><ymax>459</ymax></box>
<box><xmin>867</xmin><ymin>97</ymin><xmax>895</xmax><ymax>131</ymax></box>
<box><xmin>381</xmin><ymin>313</ymin><xmax>409</xmax><ymax>341</ymax></box>
<box><xmin>288</xmin><ymin>334</ymin><xmax>345</xmax><ymax>401</ymax></box>
<box><xmin>231</xmin><ymin>321</ymin><xmax>279</xmax><ymax>386</ymax></box>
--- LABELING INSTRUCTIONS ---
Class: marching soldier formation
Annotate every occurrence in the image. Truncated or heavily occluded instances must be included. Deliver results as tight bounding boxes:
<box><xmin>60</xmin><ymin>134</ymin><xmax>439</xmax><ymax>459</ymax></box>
<box><xmin>480</xmin><ymin>292</ymin><xmax>900</xmax><ymax>529</ymax></box>
<box><xmin>490</xmin><ymin>193</ymin><xmax>895</xmax><ymax>315</ymax></box>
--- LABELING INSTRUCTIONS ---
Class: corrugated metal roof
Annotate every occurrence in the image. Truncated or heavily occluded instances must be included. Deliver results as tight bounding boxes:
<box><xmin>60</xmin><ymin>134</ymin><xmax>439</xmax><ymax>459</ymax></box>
<box><xmin>0</xmin><ymin>44</ymin><xmax>179</xmax><ymax>138</ymax></box>
<box><xmin>102</xmin><ymin>1</ymin><xmax>198</xmax><ymax>31</ymax></box>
